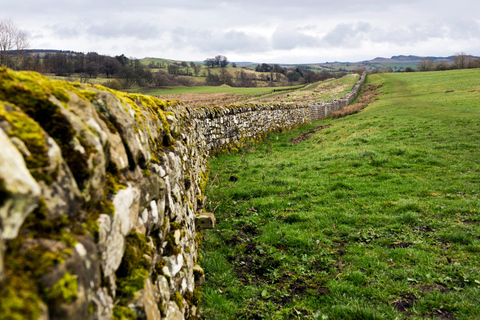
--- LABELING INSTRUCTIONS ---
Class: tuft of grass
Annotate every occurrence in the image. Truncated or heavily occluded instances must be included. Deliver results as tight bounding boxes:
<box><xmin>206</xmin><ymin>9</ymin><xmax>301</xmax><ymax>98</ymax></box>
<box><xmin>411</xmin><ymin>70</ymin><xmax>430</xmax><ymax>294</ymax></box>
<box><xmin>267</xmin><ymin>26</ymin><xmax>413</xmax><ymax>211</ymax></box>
<box><xmin>200</xmin><ymin>69</ymin><xmax>480</xmax><ymax>319</ymax></box>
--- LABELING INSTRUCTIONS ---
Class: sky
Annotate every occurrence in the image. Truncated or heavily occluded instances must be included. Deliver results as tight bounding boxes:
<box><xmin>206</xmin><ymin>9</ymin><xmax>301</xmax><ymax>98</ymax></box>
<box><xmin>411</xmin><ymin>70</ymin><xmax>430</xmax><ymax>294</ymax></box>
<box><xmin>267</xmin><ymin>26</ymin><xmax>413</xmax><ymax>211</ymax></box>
<box><xmin>2</xmin><ymin>0</ymin><xmax>480</xmax><ymax>64</ymax></box>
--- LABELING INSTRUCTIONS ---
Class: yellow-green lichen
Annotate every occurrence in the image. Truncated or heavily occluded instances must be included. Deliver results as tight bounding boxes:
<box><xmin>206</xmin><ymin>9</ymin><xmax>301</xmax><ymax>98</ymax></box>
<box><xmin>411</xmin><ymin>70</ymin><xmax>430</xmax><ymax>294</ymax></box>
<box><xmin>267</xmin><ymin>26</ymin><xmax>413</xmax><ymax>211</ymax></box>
<box><xmin>116</xmin><ymin>232</ymin><xmax>151</xmax><ymax>278</ymax></box>
<box><xmin>115</xmin><ymin>269</ymin><xmax>148</xmax><ymax>305</ymax></box>
<box><xmin>0</xmin><ymin>101</ymin><xmax>52</xmax><ymax>184</ymax></box>
<box><xmin>44</xmin><ymin>272</ymin><xmax>78</xmax><ymax>304</ymax></box>
<box><xmin>21</xmin><ymin>197</ymin><xmax>80</xmax><ymax>244</ymax></box>
<box><xmin>170</xmin><ymin>222</ymin><xmax>182</xmax><ymax>231</ymax></box>
<box><xmin>0</xmin><ymin>68</ymin><xmax>97</xmax><ymax>190</ymax></box>
<box><xmin>158</xmin><ymin>298</ymin><xmax>165</xmax><ymax>317</ymax></box>
<box><xmin>115</xmin><ymin>232</ymin><xmax>151</xmax><ymax>305</ymax></box>
<box><xmin>194</xmin><ymin>230</ymin><xmax>204</xmax><ymax>251</ymax></box>
<box><xmin>0</xmin><ymin>68</ymin><xmax>69</xmax><ymax>106</ymax></box>
<box><xmin>164</xmin><ymin>233</ymin><xmax>181</xmax><ymax>256</ymax></box>
<box><xmin>152</xmin><ymin>259</ymin><xmax>166</xmax><ymax>283</ymax></box>
<box><xmin>113</xmin><ymin>305</ymin><xmax>137</xmax><ymax>320</ymax></box>
<box><xmin>193</xmin><ymin>287</ymin><xmax>202</xmax><ymax>305</ymax></box>
<box><xmin>198</xmin><ymin>164</ymin><xmax>210</xmax><ymax>194</ymax></box>
<box><xmin>193</xmin><ymin>267</ymin><xmax>204</xmax><ymax>281</ymax></box>
<box><xmin>0</xmin><ymin>274</ymin><xmax>42</xmax><ymax>320</ymax></box>
<box><xmin>172</xmin><ymin>291</ymin><xmax>184</xmax><ymax>310</ymax></box>
<box><xmin>1</xmin><ymin>227</ymin><xmax>75</xmax><ymax>319</ymax></box>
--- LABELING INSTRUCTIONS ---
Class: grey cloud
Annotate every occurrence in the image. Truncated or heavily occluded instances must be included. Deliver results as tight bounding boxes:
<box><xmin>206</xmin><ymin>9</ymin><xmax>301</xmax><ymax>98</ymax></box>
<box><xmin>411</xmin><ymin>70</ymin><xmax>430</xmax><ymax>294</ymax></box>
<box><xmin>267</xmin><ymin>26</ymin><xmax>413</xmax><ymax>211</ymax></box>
<box><xmin>445</xmin><ymin>18</ymin><xmax>480</xmax><ymax>39</ymax></box>
<box><xmin>47</xmin><ymin>25</ymin><xmax>81</xmax><ymax>40</ymax></box>
<box><xmin>170</xmin><ymin>27</ymin><xmax>268</xmax><ymax>54</ymax></box>
<box><xmin>368</xmin><ymin>19</ymin><xmax>480</xmax><ymax>46</ymax></box>
<box><xmin>272</xmin><ymin>26</ymin><xmax>320</xmax><ymax>50</ymax></box>
<box><xmin>86</xmin><ymin>21</ymin><xmax>159</xmax><ymax>40</ymax></box>
<box><xmin>321</xmin><ymin>22</ymin><xmax>371</xmax><ymax>48</ymax></box>
<box><xmin>319</xmin><ymin>19</ymin><xmax>480</xmax><ymax>49</ymax></box>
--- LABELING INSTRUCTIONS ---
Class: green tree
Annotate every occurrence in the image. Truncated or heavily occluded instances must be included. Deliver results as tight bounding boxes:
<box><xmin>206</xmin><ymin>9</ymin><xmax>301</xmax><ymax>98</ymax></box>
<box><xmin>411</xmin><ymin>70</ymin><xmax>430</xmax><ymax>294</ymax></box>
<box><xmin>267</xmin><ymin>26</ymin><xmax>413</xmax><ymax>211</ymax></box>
<box><xmin>204</xmin><ymin>58</ymin><xmax>215</xmax><ymax>68</ymax></box>
<box><xmin>115</xmin><ymin>54</ymin><xmax>129</xmax><ymax>66</ymax></box>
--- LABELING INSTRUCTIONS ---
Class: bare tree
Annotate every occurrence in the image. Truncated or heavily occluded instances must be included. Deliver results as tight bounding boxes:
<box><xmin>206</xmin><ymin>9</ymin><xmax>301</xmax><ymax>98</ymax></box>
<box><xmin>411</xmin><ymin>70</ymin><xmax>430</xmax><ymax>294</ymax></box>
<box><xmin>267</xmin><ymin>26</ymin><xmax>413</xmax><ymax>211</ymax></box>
<box><xmin>218</xmin><ymin>68</ymin><xmax>233</xmax><ymax>86</ymax></box>
<box><xmin>219</xmin><ymin>56</ymin><xmax>229</xmax><ymax>68</ymax></box>
<box><xmin>453</xmin><ymin>52</ymin><xmax>468</xmax><ymax>69</ymax></box>
<box><xmin>0</xmin><ymin>19</ymin><xmax>29</xmax><ymax>68</ymax></box>
<box><xmin>193</xmin><ymin>64</ymin><xmax>201</xmax><ymax>76</ymax></box>
<box><xmin>417</xmin><ymin>59</ymin><xmax>436</xmax><ymax>71</ymax></box>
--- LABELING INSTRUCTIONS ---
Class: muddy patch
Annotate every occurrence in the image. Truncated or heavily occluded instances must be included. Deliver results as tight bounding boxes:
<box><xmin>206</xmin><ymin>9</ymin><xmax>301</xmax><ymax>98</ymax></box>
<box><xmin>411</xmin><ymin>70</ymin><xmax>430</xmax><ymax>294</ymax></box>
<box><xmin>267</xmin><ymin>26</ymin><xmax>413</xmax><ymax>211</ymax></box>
<box><xmin>289</xmin><ymin>124</ymin><xmax>332</xmax><ymax>144</ymax></box>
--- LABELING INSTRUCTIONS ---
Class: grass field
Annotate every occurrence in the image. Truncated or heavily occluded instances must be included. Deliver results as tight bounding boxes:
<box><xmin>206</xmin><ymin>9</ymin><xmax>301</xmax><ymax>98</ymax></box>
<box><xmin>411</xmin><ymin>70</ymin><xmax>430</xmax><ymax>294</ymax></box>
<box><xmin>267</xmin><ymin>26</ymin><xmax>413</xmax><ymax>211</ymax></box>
<box><xmin>199</xmin><ymin>69</ymin><xmax>480</xmax><ymax>319</ymax></box>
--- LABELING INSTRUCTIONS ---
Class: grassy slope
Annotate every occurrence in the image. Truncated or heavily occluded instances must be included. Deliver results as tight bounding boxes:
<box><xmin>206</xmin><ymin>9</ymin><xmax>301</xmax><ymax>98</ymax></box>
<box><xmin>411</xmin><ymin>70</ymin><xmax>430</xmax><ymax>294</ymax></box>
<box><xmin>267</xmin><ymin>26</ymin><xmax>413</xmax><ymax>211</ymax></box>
<box><xmin>200</xmin><ymin>69</ymin><xmax>480</xmax><ymax>319</ymax></box>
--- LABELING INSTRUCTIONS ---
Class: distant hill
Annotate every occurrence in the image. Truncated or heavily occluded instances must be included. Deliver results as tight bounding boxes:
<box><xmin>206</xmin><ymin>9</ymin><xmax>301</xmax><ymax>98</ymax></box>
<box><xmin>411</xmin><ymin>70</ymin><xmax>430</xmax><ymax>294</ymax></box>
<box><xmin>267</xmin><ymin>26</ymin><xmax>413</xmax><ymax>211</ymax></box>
<box><xmin>369</xmin><ymin>55</ymin><xmax>454</xmax><ymax>63</ymax></box>
<box><xmin>22</xmin><ymin>49</ymin><xmax>479</xmax><ymax>71</ymax></box>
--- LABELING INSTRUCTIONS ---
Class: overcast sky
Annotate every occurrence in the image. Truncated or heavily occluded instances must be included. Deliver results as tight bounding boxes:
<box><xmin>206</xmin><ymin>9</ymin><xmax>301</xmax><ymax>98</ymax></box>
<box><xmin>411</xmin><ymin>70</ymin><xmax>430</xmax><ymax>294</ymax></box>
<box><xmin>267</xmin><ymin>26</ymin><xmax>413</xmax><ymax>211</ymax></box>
<box><xmin>2</xmin><ymin>0</ymin><xmax>480</xmax><ymax>63</ymax></box>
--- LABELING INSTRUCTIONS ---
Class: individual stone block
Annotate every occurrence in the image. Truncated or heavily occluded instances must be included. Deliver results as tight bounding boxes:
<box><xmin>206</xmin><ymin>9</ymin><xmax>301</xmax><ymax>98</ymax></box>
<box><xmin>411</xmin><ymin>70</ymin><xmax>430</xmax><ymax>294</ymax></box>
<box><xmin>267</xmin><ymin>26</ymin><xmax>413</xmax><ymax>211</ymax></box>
<box><xmin>194</xmin><ymin>212</ymin><xmax>216</xmax><ymax>230</ymax></box>
<box><xmin>193</xmin><ymin>264</ymin><xmax>205</xmax><ymax>286</ymax></box>
<box><xmin>0</xmin><ymin>127</ymin><xmax>41</xmax><ymax>240</ymax></box>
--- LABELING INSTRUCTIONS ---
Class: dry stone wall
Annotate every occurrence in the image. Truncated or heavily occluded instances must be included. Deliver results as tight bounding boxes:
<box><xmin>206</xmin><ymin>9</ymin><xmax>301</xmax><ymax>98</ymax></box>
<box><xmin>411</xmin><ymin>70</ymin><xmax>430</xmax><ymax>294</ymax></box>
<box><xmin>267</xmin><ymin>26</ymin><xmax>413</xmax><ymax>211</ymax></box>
<box><xmin>193</xmin><ymin>103</ymin><xmax>311</xmax><ymax>153</ymax></box>
<box><xmin>0</xmin><ymin>68</ymin><xmax>313</xmax><ymax>320</ymax></box>
<box><xmin>309</xmin><ymin>72</ymin><xmax>366</xmax><ymax>121</ymax></box>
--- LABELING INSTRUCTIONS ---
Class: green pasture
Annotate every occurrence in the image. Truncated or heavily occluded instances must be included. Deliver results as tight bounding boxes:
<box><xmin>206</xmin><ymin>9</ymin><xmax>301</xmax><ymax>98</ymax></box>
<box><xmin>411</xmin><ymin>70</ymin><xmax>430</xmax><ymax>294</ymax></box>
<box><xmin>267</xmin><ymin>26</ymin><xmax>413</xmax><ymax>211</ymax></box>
<box><xmin>199</xmin><ymin>69</ymin><xmax>480</xmax><ymax>319</ymax></box>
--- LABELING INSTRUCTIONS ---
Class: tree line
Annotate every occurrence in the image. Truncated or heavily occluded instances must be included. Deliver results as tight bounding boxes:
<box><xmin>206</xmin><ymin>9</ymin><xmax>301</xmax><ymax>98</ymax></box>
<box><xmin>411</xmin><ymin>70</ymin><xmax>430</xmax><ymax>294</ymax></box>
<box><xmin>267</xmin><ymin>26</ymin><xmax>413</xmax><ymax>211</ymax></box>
<box><xmin>413</xmin><ymin>53</ymin><xmax>480</xmax><ymax>72</ymax></box>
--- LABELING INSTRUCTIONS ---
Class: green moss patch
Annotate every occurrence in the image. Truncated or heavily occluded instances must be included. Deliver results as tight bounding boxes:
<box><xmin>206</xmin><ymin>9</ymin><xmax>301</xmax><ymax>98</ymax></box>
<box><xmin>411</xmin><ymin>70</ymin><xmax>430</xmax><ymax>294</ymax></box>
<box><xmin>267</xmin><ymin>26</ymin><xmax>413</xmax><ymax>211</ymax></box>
<box><xmin>1</xmin><ymin>232</ymin><xmax>74</xmax><ymax>319</ymax></box>
<box><xmin>0</xmin><ymin>101</ymin><xmax>51</xmax><ymax>184</ymax></box>
<box><xmin>0</xmin><ymin>68</ymin><xmax>94</xmax><ymax>190</ymax></box>
<box><xmin>44</xmin><ymin>272</ymin><xmax>78</xmax><ymax>304</ymax></box>
<box><xmin>0</xmin><ymin>274</ymin><xmax>42</xmax><ymax>320</ymax></box>
<box><xmin>172</xmin><ymin>291</ymin><xmax>184</xmax><ymax>310</ymax></box>
<box><xmin>115</xmin><ymin>269</ymin><xmax>149</xmax><ymax>305</ymax></box>
<box><xmin>115</xmin><ymin>232</ymin><xmax>151</xmax><ymax>305</ymax></box>
<box><xmin>113</xmin><ymin>305</ymin><xmax>137</xmax><ymax>320</ymax></box>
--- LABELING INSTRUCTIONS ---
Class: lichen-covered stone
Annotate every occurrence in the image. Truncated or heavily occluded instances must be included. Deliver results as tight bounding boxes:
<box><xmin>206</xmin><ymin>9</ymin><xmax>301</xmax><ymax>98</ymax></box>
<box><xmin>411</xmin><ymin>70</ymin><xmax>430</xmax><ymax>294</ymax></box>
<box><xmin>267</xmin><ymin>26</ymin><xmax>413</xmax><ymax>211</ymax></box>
<box><xmin>99</xmin><ymin>185</ymin><xmax>140</xmax><ymax>277</ymax></box>
<box><xmin>0</xmin><ymin>127</ymin><xmax>41</xmax><ymax>241</ymax></box>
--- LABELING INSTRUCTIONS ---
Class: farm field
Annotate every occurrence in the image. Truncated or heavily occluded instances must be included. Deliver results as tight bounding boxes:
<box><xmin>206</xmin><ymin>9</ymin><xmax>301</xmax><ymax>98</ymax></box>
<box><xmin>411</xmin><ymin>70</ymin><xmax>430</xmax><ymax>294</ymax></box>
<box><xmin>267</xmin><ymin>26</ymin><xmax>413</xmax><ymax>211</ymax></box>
<box><xmin>199</xmin><ymin>69</ymin><xmax>480</xmax><ymax>319</ymax></box>
<box><xmin>130</xmin><ymin>85</ymin><xmax>301</xmax><ymax>108</ymax></box>
<box><xmin>255</xmin><ymin>74</ymin><xmax>359</xmax><ymax>104</ymax></box>
<box><xmin>133</xmin><ymin>74</ymin><xmax>359</xmax><ymax>108</ymax></box>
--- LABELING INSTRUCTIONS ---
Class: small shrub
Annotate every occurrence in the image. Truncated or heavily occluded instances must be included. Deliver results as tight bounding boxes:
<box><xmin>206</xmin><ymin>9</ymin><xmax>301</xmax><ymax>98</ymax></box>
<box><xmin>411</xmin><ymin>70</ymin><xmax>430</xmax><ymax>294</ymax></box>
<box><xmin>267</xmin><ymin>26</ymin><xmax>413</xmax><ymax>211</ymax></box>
<box><xmin>103</xmin><ymin>79</ymin><xmax>123</xmax><ymax>90</ymax></box>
